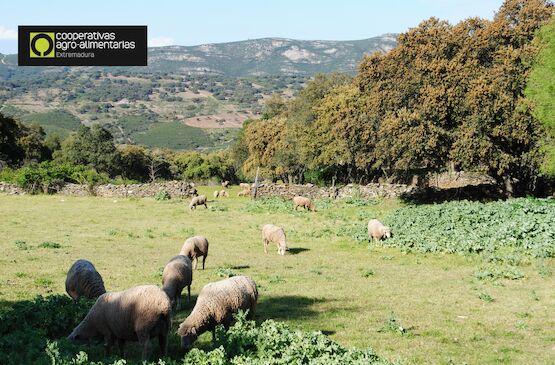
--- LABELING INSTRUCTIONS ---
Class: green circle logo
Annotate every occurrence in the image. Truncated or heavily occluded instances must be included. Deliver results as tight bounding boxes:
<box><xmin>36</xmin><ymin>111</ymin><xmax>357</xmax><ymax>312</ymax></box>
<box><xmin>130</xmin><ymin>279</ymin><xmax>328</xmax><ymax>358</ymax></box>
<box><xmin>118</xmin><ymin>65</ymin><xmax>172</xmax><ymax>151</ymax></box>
<box><xmin>30</xmin><ymin>32</ymin><xmax>55</xmax><ymax>58</ymax></box>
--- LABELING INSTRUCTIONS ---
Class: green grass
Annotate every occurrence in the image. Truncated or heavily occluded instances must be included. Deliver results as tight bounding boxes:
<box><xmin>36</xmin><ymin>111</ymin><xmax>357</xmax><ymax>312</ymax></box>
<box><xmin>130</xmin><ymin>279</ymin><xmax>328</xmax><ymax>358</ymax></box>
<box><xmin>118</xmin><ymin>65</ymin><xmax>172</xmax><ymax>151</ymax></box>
<box><xmin>0</xmin><ymin>189</ymin><xmax>554</xmax><ymax>364</ymax></box>
<box><xmin>132</xmin><ymin>121</ymin><xmax>213</xmax><ymax>150</ymax></box>
<box><xmin>22</xmin><ymin>109</ymin><xmax>81</xmax><ymax>137</ymax></box>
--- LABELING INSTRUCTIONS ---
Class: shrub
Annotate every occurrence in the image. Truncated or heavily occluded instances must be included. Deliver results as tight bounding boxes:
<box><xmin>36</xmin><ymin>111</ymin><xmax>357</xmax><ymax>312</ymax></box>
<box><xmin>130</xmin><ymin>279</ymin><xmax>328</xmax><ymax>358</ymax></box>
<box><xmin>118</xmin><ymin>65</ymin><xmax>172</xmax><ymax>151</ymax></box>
<box><xmin>383</xmin><ymin>198</ymin><xmax>555</xmax><ymax>257</ymax></box>
<box><xmin>154</xmin><ymin>190</ymin><xmax>171</xmax><ymax>201</ymax></box>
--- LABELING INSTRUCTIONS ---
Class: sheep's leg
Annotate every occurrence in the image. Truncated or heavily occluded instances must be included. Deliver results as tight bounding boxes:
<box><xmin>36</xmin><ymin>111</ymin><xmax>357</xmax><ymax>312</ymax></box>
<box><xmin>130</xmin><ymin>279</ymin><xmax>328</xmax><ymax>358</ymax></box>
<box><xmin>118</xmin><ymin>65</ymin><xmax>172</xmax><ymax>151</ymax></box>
<box><xmin>193</xmin><ymin>257</ymin><xmax>198</xmax><ymax>270</ymax></box>
<box><xmin>117</xmin><ymin>339</ymin><xmax>125</xmax><ymax>358</ymax></box>
<box><xmin>104</xmin><ymin>335</ymin><xmax>113</xmax><ymax>356</ymax></box>
<box><xmin>264</xmin><ymin>240</ymin><xmax>268</xmax><ymax>254</ymax></box>
<box><xmin>204</xmin><ymin>203</ymin><xmax>208</xmax><ymax>209</ymax></box>
<box><xmin>202</xmin><ymin>255</ymin><xmax>206</xmax><ymax>270</ymax></box>
<box><xmin>176</xmin><ymin>294</ymin><xmax>181</xmax><ymax>311</ymax></box>
<box><xmin>158</xmin><ymin>333</ymin><xmax>168</xmax><ymax>357</ymax></box>
<box><xmin>187</xmin><ymin>285</ymin><xmax>191</xmax><ymax>303</ymax></box>
<box><xmin>211</xmin><ymin>328</ymin><xmax>216</xmax><ymax>342</ymax></box>
<box><xmin>139</xmin><ymin>334</ymin><xmax>151</xmax><ymax>361</ymax></box>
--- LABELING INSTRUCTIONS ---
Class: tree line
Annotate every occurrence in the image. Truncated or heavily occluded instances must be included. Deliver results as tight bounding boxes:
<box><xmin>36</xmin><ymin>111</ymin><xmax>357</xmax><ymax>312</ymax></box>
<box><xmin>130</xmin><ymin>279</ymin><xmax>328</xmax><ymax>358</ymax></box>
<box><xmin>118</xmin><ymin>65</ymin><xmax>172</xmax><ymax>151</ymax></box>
<box><xmin>0</xmin><ymin>114</ymin><xmax>237</xmax><ymax>192</ymax></box>
<box><xmin>232</xmin><ymin>0</ymin><xmax>554</xmax><ymax>195</ymax></box>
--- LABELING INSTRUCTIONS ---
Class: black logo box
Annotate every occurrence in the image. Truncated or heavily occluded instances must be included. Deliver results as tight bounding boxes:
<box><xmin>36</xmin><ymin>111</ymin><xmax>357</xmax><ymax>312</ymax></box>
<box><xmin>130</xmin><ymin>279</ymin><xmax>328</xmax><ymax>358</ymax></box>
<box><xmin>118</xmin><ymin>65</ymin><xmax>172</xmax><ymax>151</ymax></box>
<box><xmin>18</xmin><ymin>26</ymin><xmax>147</xmax><ymax>66</ymax></box>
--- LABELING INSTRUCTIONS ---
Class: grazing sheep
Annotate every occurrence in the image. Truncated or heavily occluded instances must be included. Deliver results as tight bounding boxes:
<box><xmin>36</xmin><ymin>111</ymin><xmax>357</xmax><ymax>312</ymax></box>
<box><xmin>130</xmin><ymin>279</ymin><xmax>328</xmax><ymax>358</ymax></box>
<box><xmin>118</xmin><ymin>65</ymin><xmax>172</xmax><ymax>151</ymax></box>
<box><xmin>292</xmin><ymin>196</ymin><xmax>316</xmax><ymax>212</ymax></box>
<box><xmin>219</xmin><ymin>190</ymin><xmax>229</xmax><ymax>198</ymax></box>
<box><xmin>237</xmin><ymin>189</ymin><xmax>250</xmax><ymax>197</ymax></box>
<box><xmin>367</xmin><ymin>219</ymin><xmax>391</xmax><ymax>241</ymax></box>
<box><xmin>178</xmin><ymin>276</ymin><xmax>257</xmax><ymax>350</ymax></box>
<box><xmin>189</xmin><ymin>195</ymin><xmax>208</xmax><ymax>209</ymax></box>
<box><xmin>221</xmin><ymin>181</ymin><xmax>229</xmax><ymax>188</ymax></box>
<box><xmin>213</xmin><ymin>190</ymin><xmax>220</xmax><ymax>198</ymax></box>
<box><xmin>262</xmin><ymin>224</ymin><xmax>288</xmax><ymax>255</ymax></box>
<box><xmin>162</xmin><ymin>255</ymin><xmax>193</xmax><ymax>310</ymax></box>
<box><xmin>65</xmin><ymin>259</ymin><xmax>106</xmax><ymax>302</ymax></box>
<box><xmin>239</xmin><ymin>183</ymin><xmax>250</xmax><ymax>190</ymax></box>
<box><xmin>180</xmin><ymin>236</ymin><xmax>209</xmax><ymax>270</ymax></box>
<box><xmin>68</xmin><ymin>285</ymin><xmax>171</xmax><ymax>361</ymax></box>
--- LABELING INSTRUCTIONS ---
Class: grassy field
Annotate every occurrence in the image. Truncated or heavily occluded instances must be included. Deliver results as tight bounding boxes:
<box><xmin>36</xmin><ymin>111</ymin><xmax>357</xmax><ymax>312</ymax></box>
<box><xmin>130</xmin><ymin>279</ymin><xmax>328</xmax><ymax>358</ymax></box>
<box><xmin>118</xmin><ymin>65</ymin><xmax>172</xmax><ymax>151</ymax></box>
<box><xmin>0</xmin><ymin>188</ymin><xmax>554</xmax><ymax>364</ymax></box>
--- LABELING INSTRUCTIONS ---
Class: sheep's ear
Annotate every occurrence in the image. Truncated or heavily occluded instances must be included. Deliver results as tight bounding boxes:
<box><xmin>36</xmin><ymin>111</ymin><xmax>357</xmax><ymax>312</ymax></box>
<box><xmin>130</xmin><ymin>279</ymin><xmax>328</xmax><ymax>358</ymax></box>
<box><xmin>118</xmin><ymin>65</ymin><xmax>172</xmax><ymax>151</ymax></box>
<box><xmin>191</xmin><ymin>327</ymin><xmax>197</xmax><ymax>335</ymax></box>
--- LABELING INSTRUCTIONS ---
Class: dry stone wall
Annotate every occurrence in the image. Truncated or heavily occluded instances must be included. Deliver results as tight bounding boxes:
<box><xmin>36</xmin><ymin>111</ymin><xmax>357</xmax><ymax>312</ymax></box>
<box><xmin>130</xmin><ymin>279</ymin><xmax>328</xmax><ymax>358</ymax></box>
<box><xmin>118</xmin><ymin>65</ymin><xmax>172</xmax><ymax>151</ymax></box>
<box><xmin>0</xmin><ymin>181</ymin><xmax>197</xmax><ymax>198</ymax></box>
<box><xmin>254</xmin><ymin>183</ymin><xmax>415</xmax><ymax>199</ymax></box>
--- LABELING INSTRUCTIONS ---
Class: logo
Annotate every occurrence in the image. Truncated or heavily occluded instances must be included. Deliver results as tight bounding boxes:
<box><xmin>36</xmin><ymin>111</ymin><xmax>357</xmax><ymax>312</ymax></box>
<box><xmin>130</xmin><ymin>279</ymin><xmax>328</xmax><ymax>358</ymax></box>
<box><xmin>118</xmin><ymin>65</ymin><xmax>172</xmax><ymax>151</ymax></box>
<box><xmin>29</xmin><ymin>32</ymin><xmax>55</xmax><ymax>58</ymax></box>
<box><xmin>19</xmin><ymin>26</ymin><xmax>147</xmax><ymax>66</ymax></box>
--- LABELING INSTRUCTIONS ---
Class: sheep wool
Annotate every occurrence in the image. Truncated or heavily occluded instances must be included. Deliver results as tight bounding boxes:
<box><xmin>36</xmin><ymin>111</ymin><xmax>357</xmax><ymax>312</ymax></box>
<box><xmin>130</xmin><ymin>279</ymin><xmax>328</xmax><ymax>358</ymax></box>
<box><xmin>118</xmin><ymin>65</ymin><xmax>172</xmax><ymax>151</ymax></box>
<box><xmin>162</xmin><ymin>255</ymin><xmax>193</xmax><ymax>310</ymax></box>
<box><xmin>292</xmin><ymin>196</ymin><xmax>316</xmax><ymax>212</ymax></box>
<box><xmin>262</xmin><ymin>224</ymin><xmax>288</xmax><ymax>255</ymax></box>
<box><xmin>177</xmin><ymin>275</ymin><xmax>257</xmax><ymax>350</ymax></box>
<box><xmin>367</xmin><ymin>219</ymin><xmax>391</xmax><ymax>241</ymax></box>
<box><xmin>65</xmin><ymin>259</ymin><xmax>106</xmax><ymax>301</ymax></box>
<box><xmin>68</xmin><ymin>285</ymin><xmax>171</xmax><ymax>361</ymax></box>
<box><xmin>189</xmin><ymin>195</ymin><xmax>208</xmax><ymax>209</ymax></box>
<box><xmin>179</xmin><ymin>236</ymin><xmax>209</xmax><ymax>270</ymax></box>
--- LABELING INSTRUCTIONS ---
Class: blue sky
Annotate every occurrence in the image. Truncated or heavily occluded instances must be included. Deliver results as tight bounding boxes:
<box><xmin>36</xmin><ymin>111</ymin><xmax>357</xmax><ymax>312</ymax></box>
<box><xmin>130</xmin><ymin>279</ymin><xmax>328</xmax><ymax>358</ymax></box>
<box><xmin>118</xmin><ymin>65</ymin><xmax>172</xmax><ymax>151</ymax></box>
<box><xmin>0</xmin><ymin>0</ymin><xmax>504</xmax><ymax>53</ymax></box>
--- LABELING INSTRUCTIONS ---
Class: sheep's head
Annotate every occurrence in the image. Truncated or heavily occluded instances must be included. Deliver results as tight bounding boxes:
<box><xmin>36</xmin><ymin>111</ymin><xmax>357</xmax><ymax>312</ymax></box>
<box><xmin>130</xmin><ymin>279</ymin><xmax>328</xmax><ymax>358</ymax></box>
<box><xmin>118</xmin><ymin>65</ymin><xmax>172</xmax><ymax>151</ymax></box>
<box><xmin>67</xmin><ymin>320</ymin><xmax>100</xmax><ymax>342</ymax></box>
<box><xmin>383</xmin><ymin>226</ymin><xmax>391</xmax><ymax>239</ymax></box>
<box><xmin>178</xmin><ymin>325</ymin><xmax>198</xmax><ymax>351</ymax></box>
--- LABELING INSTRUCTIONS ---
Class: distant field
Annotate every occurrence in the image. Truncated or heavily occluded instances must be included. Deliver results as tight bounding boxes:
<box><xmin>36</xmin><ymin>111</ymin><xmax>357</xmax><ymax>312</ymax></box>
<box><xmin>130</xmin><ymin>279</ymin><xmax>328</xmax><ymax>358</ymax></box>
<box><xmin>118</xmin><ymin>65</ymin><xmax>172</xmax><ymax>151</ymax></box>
<box><xmin>0</xmin><ymin>190</ymin><xmax>553</xmax><ymax>364</ymax></box>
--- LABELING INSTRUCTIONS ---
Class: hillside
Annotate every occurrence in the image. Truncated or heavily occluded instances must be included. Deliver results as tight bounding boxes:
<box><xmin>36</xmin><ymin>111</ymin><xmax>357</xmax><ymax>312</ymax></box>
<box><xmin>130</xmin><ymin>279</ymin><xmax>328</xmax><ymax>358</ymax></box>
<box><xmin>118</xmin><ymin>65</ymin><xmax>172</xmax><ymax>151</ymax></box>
<box><xmin>0</xmin><ymin>35</ymin><xmax>396</xmax><ymax>150</ymax></box>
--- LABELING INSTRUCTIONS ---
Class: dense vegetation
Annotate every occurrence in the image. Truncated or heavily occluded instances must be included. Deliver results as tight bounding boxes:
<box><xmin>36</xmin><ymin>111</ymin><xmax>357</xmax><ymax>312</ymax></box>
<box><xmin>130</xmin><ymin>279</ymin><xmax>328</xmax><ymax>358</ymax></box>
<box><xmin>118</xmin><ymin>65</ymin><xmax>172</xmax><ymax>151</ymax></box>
<box><xmin>233</xmin><ymin>0</ymin><xmax>555</xmax><ymax>195</ymax></box>
<box><xmin>384</xmin><ymin>197</ymin><xmax>555</xmax><ymax>258</ymax></box>
<box><xmin>0</xmin><ymin>297</ymin><xmax>390</xmax><ymax>365</ymax></box>
<box><xmin>525</xmin><ymin>17</ymin><xmax>555</xmax><ymax>175</ymax></box>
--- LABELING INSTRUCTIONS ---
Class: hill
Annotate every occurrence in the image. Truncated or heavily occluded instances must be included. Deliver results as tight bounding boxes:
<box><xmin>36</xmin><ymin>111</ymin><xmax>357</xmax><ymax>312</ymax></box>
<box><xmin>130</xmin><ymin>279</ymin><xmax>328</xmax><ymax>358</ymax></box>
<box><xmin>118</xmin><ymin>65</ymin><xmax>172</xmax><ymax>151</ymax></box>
<box><xmin>0</xmin><ymin>35</ymin><xmax>396</xmax><ymax>150</ymax></box>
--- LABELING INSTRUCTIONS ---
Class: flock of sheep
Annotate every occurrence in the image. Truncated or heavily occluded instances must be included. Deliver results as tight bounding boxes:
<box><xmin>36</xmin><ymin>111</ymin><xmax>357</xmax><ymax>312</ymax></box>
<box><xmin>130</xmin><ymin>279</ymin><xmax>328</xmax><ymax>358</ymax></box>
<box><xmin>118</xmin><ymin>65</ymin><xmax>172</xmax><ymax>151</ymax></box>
<box><xmin>63</xmin><ymin>187</ymin><xmax>392</xmax><ymax>361</ymax></box>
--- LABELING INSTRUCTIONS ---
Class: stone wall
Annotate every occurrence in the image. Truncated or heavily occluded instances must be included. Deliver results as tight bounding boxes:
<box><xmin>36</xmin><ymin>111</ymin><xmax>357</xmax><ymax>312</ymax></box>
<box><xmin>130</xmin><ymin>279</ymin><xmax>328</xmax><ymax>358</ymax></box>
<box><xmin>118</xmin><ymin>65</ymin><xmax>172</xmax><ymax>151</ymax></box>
<box><xmin>254</xmin><ymin>183</ymin><xmax>415</xmax><ymax>199</ymax></box>
<box><xmin>0</xmin><ymin>181</ymin><xmax>197</xmax><ymax>198</ymax></box>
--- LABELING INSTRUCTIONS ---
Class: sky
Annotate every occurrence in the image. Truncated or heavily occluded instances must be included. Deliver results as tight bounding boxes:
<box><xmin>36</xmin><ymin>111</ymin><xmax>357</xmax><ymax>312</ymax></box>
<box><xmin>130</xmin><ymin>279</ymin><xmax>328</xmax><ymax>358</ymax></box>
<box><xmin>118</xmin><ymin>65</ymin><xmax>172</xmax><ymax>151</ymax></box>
<box><xmin>0</xmin><ymin>0</ymin><xmax>505</xmax><ymax>54</ymax></box>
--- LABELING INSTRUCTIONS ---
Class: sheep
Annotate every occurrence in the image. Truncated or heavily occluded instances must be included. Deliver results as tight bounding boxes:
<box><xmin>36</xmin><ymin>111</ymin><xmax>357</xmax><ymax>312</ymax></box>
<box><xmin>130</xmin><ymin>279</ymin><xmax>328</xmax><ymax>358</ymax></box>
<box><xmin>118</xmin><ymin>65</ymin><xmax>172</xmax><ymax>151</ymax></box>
<box><xmin>262</xmin><ymin>224</ymin><xmax>288</xmax><ymax>255</ymax></box>
<box><xmin>178</xmin><ymin>275</ymin><xmax>257</xmax><ymax>350</ymax></box>
<box><xmin>68</xmin><ymin>285</ymin><xmax>171</xmax><ymax>361</ymax></box>
<box><xmin>292</xmin><ymin>196</ymin><xmax>316</xmax><ymax>212</ymax></box>
<box><xmin>367</xmin><ymin>219</ymin><xmax>391</xmax><ymax>241</ymax></box>
<box><xmin>180</xmin><ymin>236</ymin><xmax>209</xmax><ymax>270</ymax></box>
<box><xmin>65</xmin><ymin>259</ymin><xmax>106</xmax><ymax>302</ymax></box>
<box><xmin>162</xmin><ymin>255</ymin><xmax>193</xmax><ymax>310</ymax></box>
<box><xmin>213</xmin><ymin>190</ymin><xmax>220</xmax><ymax>198</ymax></box>
<box><xmin>189</xmin><ymin>195</ymin><xmax>208</xmax><ymax>209</ymax></box>
<box><xmin>219</xmin><ymin>190</ymin><xmax>229</xmax><ymax>198</ymax></box>
<box><xmin>221</xmin><ymin>181</ymin><xmax>229</xmax><ymax>188</ymax></box>
<box><xmin>237</xmin><ymin>189</ymin><xmax>250</xmax><ymax>197</ymax></box>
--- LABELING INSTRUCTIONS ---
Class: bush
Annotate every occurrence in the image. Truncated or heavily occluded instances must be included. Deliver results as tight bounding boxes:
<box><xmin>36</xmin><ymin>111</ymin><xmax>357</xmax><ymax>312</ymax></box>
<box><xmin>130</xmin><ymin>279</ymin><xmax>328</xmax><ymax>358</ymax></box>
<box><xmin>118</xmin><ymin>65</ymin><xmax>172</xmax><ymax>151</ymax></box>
<box><xmin>6</xmin><ymin>299</ymin><xmax>391</xmax><ymax>365</ymax></box>
<box><xmin>383</xmin><ymin>198</ymin><xmax>555</xmax><ymax>257</ymax></box>
<box><xmin>154</xmin><ymin>190</ymin><xmax>171</xmax><ymax>201</ymax></box>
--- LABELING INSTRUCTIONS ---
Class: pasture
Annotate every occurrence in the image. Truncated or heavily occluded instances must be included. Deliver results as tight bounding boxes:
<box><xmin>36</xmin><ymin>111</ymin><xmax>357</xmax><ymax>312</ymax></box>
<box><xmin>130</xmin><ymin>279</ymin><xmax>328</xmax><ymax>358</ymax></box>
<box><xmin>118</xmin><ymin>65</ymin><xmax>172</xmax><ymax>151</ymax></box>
<box><xmin>0</xmin><ymin>187</ymin><xmax>554</xmax><ymax>364</ymax></box>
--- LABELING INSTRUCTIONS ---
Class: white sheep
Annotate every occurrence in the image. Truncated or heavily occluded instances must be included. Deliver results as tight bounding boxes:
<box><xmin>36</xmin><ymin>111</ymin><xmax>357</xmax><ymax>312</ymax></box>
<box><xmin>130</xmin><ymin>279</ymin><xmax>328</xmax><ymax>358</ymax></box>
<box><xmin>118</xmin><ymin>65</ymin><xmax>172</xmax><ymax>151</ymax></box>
<box><xmin>237</xmin><ymin>189</ymin><xmax>250</xmax><ymax>197</ymax></box>
<box><xmin>65</xmin><ymin>259</ymin><xmax>106</xmax><ymax>302</ymax></box>
<box><xmin>67</xmin><ymin>285</ymin><xmax>171</xmax><ymax>361</ymax></box>
<box><xmin>177</xmin><ymin>275</ymin><xmax>257</xmax><ymax>350</ymax></box>
<box><xmin>262</xmin><ymin>224</ymin><xmax>288</xmax><ymax>255</ymax></box>
<box><xmin>219</xmin><ymin>190</ymin><xmax>229</xmax><ymax>198</ymax></box>
<box><xmin>189</xmin><ymin>195</ymin><xmax>208</xmax><ymax>209</ymax></box>
<box><xmin>367</xmin><ymin>219</ymin><xmax>392</xmax><ymax>241</ymax></box>
<box><xmin>162</xmin><ymin>255</ymin><xmax>193</xmax><ymax>310</ymax></box>
<box><xmin>180</xmin><ymin>236</ymin><xmax>209</xmax><ymax>270</ymax></box>
<box><xmin>292</xmin><ymin>196</ymin><xmax>316</xmax><ymax>212</ymax></box>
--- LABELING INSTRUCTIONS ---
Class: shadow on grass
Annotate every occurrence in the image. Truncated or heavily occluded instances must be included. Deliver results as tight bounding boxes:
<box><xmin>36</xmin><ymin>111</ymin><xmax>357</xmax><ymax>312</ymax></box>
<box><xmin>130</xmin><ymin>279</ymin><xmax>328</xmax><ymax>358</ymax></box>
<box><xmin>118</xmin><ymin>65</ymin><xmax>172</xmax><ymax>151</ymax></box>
<box><xmin>287</xmin><ymin>247</ymin><xmax>310</xmax><ymax>255</ymax></box>
<box><xmin>256</xmin><ymin>295</ymin><xmax>325</xmax><ymax>321</ymax></box>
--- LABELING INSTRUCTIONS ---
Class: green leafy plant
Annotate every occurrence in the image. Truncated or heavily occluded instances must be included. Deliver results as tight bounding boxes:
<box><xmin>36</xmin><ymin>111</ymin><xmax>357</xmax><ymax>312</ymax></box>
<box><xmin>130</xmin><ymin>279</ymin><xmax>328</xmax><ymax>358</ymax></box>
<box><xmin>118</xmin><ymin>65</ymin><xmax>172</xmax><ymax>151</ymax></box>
<box><xmin>154</xmin><ymin>190</ymin><xmax>171</xmax><ymax>201</ymax></box>
<box><xmin>38</xmin><ymin>241</ymin><xmax>61</xmax><ymax>249</ymax></box>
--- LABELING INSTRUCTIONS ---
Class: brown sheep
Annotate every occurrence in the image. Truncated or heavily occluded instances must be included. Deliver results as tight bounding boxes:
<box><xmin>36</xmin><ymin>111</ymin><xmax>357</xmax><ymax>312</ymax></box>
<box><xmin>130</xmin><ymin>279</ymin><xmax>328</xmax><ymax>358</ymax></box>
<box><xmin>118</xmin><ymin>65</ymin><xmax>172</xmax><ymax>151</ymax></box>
<box><xmin>180</xmin><ymin>236</ymin><xmax>209</xmax><ymax>270</ymax></box>
<box><xmin>239</xmin><ymin>183</ymin><xmax>250</xmax><ymax>190</ymax></box>
<box><xmin>162</xmin><ymin>255</ymin><xmax>193</xmax><ymax>310</ymax></box>
<box><xmin>262</xmin><ymin>224</ymin><xmax>288</xmax><ymax>255</ymax></box>
<box><xmin>237</xmin><ymin>189</ymin><xmax>250</xmax><ymax>197</ymax></box>
<box><xmin>219</xmin><ymin>190</ymin><xmax>228</xmax><ymax>197</ymax></box>
<box><xmin>367</xmin><ymin>219</ymin><xmax>391</xmax><ymax>241</ymax></box>
<box><xmin>221</xmin><ymin>181</ymin><xmax>230</xmax><ymax>188</ymax></box>
<box><xmin>178</xmin><ymin>276</ymin><xmax>257</xmax><ymax>350</ymax></box>
<box><xmin>292</xmin><ymin>196</ymin><xmax>316</xmax><ymax>212</ymax></box>
<box><xmin>65</xmin><ymin>259</ymin><xmax>106</xmax><ymax>302</ymax></box>
<box><xmin>68</xmin><ymin>285</ymin><xmax>171</xmax><ymax>361</ymax></box>
<box><xmin>189</xmin><ymin>195</ymin><xmax>208</xmax><ymax>209</ymax></box>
